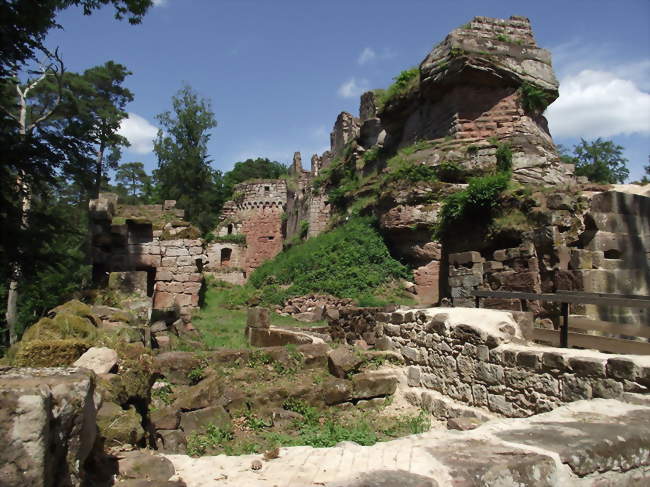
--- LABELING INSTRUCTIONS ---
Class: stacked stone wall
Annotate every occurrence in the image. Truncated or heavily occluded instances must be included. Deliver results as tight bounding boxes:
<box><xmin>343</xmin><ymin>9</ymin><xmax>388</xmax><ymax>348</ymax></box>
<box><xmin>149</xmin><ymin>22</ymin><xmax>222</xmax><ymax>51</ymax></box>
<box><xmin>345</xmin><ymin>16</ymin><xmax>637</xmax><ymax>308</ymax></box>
<box><xmin>240</xmin><ymin>207</ymin><xmax>284</xmax><ymax>275</ymax></box>
<box><xmin>330</xmin><ymin>307</ymin><xmax>650</xmax><ymax>418</ymax></box>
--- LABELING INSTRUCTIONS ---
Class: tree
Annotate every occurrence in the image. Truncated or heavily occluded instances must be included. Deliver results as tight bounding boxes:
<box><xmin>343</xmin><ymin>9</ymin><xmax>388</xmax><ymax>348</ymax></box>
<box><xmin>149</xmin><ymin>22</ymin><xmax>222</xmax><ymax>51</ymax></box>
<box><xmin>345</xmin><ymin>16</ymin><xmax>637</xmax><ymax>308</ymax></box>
<box><xmin>0</xmin><ymin>0</ymin><xmax>151</xmax><ymax>346</ymax></box>
<box><xmin>566</xmin><ymin>138</ymin><xmax>629</xmax><ymax>184</ymax></box>
<box><xmin>60</xmin><ymin>61</ymin><xmax>133</xmax><ymax>198</ymax></box>
<box><xmin>223</xmin><ymin>158</ymin><xmax>288</xmax><ymax>198</ymax></box>
<box><xmin>0</xmin><ymin>0</ymin><xmax>152</xmax><ymax>77</ymax></box>
<box><xmin>153</xmin><ymin>84</ymin><xmax>220</xmax><ymax>232</ymax></box>
<box><xmin>115</xmin><ymin>161</ymin><xmax>149</xmax><ymax>201</ymax></box>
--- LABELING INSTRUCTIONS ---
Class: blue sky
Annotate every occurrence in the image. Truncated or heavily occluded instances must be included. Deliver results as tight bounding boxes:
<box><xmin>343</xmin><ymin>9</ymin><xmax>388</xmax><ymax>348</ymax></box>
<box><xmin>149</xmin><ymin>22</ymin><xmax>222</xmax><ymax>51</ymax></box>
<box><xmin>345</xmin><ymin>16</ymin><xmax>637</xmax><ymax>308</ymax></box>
<box><xmin>46</xmin><ymin>0</ymin><xmax>650</xmax><ymax>181</ymax></box>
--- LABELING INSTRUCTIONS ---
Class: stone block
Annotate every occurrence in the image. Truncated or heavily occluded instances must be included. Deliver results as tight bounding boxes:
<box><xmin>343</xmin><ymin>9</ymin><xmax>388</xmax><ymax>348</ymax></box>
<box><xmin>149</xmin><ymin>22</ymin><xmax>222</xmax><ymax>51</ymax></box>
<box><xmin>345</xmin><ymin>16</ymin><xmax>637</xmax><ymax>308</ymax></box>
<box><xmin>488</xmin><ymin>394</ymin><xmax>513</xmax><ymax>416</ymax></box>
<box><xmin>476</xmin><ymin>362</ymin><xmax>504</xmax><ymax>385</ymax></box>
<box><xmin>176</xmin><ymin>255</ymin><xmax>194</xmax><ymax>266</ymax></box>
<box><xmin>73</xmin><ymin>347</ymin><xmax>118</xmax><ymax>374</ymax></box>
<box><xmin>407</xmin><ymin>366</ymin><xmax>421</xmax><ymax>387</ymax></box>
<box><xmin>108</xmin><ymin>271</ymin><xmax>148</xmax><ymax>295</ymax></box>
<box><xmin>180</xmin><ymin>406</ymin><xmax>230</xmax><ymax>435</ymax></box>
<box><xmin>560</xmin><ymin>374</ymin><xmax>592</xmax><ymax>401</ymax></box>
<box><xmin>606</xmin><ymin>357</ymin><xmax>639</xmax><ymax>381</ymax></box>
<box><xmin>161</xmin><ymin>257</ymin><xmax>177</xmax><ymax>266</ymax></box>
<box><xmin>516</xmin><ymin>350</ymin><xmax>542</xmax><ymax>370</ymax></box>
<box><xmin>153</xmin><ymin>292</ymin><xmax>175</xmax><ymax>309</ymax></box>
<box><xmin>591</xmin><ymin>379</ymin><xmax>624</xmax><ymax>399</ymax></box>
<box><xmin>165</xmin><ymin>247</ymin><xmax>189</xmax><ymax>257</ymax></box>
<box><xmin>568</xmin><ymin>357</ymin><xmax>606</xmax><ymax>377</ymax></box>
<box><xmin>0</xmin><ymin>367</ymin><xmax>97</xmax><ymax>487</ymax></box>
<box><xmin>156</xmin><ymin>270</ymin><xmax>173</xmax><ymax>281</ymax></box>
<box><xmin>542</xmin><ymin>351</ymin><xmax>570</xmax><ymax>371</ymax></box>
<box><xmin>247</xmin><ymin>307</ymin><xmax>270</xmax><ymax>328</ymax></box>
<box><xmin>449</xmin><ymin>251</ymin><xmax>484</xmax><ymax>265</ymax></box>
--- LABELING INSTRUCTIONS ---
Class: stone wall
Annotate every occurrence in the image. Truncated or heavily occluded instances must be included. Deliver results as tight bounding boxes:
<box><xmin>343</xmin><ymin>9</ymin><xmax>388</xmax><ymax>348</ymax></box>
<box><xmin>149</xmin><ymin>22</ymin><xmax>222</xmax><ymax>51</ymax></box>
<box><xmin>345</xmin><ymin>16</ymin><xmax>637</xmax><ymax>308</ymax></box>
<box><xmin>89</xmin><ymin>193</ymin><xmax>205</xmax><ymax>324</ymax></box>
<box><xmin>446</xmin><ymin>190</ymin><xmax>650</xmax><ymax>325</ymax></box>
<box><xmin>332</xmin><ymin>306</ymin><xmax>650</xmax><ymax>418</ymax></box>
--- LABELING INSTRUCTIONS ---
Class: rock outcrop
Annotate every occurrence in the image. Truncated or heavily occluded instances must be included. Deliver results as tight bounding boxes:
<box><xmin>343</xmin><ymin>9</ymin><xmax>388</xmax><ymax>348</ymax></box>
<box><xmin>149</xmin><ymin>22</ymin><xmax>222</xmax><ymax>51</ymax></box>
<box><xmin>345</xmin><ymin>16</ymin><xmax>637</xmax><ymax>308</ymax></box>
<box><xmin>0</xmin><ymin>367</ymin><xmax>98</xmax><ymax>487</ymax></box>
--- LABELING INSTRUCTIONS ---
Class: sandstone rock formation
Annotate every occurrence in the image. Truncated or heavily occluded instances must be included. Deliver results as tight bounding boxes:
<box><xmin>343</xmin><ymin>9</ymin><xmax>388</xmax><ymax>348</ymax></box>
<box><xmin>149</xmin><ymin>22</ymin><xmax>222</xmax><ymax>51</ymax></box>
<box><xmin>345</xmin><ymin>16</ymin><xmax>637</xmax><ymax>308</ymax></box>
<box><xmin>0</xmin><ymin>367</ymin><xmax>98</xmax><ymax>487</ymax></box>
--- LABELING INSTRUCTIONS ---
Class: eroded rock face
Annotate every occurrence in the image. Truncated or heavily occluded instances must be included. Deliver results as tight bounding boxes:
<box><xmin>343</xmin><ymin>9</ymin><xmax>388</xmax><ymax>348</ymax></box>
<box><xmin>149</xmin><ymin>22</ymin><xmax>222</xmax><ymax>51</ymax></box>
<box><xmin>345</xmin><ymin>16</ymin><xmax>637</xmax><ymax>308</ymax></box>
<box><xmin>0</xmin><ymin>367</ymin><xmax>97</xmax><ymax>487</ymax></box>
<box><xmin>406</xmin><ymin>16</ymin><xmax>571</xmax><ymax>185</ymax></box>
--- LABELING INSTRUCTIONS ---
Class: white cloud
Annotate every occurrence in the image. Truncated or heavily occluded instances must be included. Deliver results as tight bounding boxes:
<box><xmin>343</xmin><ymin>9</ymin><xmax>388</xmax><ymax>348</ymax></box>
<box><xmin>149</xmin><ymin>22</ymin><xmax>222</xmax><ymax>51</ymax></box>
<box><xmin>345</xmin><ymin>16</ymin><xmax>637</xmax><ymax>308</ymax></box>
<box><xmin>546</xmin><ymin>69</ymin><xmax>650</xmax><ymax>138</ymax></box>
<box><xmin>152</xmin><ymin>0</ymin><xmax>167</xmax><ymax>6</ymax></box>
<box><xmin>358</xmin><ymin>47</ymin><xmax>376</xmax><ymax>65</ymax></box>
<box><xmin>337</xmin><ymin>77</ymin><xmax>369</xmax><ymax>98</ymax></box>
<box><xmin>118</xmin><ymin>113</ymin><xmax>159</xmax><ymax>154</ymax></box>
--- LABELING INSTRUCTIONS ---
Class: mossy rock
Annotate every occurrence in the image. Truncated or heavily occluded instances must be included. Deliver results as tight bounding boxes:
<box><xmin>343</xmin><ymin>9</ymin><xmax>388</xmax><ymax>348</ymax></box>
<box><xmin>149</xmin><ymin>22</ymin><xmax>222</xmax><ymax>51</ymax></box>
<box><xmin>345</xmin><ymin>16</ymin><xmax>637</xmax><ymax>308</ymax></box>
<box><xmin>160</xmin><ymin>226</ymin><xmax>201</xmax><ymax>240</ymax></box>
<box><xmin>14</xmin><ymin>339</ymin><xmax>90</xmax><ymax>367</ymax></box>
<box><xmin>50</xmin><ymin>299</ymin><xmax>100</xmax><ymax>325</ymax></box>
<box><xmin>21</xmin><ymin>313</ymin><xmax>98</xmax><ymax>342</ymax></box>
<box><xmin>97</xmin><ymin>350</ymin><xmax>155</xmax><ymax>407</ymax></box>
<box><xmin>97</xmin><ymin>402</ymin><xmax>145</xmax><ymax>446</ymax></box>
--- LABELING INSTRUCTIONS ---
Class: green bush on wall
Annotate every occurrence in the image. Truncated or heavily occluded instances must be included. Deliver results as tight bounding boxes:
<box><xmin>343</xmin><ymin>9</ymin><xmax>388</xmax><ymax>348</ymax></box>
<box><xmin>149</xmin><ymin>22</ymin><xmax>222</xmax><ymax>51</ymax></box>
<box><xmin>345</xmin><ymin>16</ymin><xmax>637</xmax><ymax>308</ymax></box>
<box><xmin>249</xmin><ymin>217</ymin><xmax>408</xmax><ymax>298</ymax></box>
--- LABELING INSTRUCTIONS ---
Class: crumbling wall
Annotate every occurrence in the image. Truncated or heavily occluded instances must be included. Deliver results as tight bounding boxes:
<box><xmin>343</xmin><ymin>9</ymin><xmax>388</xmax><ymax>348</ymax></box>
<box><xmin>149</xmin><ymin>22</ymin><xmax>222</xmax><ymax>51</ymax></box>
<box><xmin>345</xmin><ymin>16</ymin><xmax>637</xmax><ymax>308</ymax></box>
<box><xmin>89</xmin><ymin>193</ymin><xmax>204</xmax><ymax>324</ymax></box>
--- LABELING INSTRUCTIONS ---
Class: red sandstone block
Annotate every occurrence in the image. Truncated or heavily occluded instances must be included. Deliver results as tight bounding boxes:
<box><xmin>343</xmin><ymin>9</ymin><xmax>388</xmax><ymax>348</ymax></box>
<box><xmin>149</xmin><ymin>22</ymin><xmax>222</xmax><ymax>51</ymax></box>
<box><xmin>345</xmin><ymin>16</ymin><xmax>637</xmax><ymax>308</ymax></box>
<box><xmin>191</xmin><ymin>294</ymin><xmax>200</xmax><ymax>306</ymax></box>
<box><xmin>153</xmin><ymin>291</ymin><xmax>175</xmax><ymax>309</ymax></box>
<box><xmin>188</xmin><ymin>273</ymin><xmax>202</xmax><ymax>282</ymax></box>
<box><xmin>156</xmin><ymin>270</ymin><xmax>173</xmax><ymax>281</ymax></box>
<box><xmin>175</xmin><ymin>293</ymin><xmax>192</xmax><ymax>307</ymax></box>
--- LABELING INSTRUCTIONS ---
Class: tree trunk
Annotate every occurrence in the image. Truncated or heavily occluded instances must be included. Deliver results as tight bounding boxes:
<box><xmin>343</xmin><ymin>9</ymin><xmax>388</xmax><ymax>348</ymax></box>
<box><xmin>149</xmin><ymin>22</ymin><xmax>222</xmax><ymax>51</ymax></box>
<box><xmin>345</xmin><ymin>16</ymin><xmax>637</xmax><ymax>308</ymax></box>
<box><xmin>94</xmin><ymin>143</ymin><xmax>105</xmax><ymax>199</ymax></box>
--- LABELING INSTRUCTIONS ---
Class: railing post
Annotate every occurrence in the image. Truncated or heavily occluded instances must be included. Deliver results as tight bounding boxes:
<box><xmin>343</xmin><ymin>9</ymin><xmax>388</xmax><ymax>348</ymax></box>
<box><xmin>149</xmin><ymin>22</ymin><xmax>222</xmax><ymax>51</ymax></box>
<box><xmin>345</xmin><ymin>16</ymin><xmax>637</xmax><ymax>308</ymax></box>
<box><xmin>560</xmin><ymin>301</ymin><xmax>569</xmax><ymax>348</ymax></box>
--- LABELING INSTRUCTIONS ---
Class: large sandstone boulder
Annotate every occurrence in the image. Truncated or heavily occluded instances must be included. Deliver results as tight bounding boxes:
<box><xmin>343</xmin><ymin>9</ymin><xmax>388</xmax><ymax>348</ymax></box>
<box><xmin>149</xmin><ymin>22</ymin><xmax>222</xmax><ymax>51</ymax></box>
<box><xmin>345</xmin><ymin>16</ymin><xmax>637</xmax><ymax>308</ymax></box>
<box><xmin>96</xmin><ymin>402</ymin><xmax>145</xmax><ymax>447</ymax></box>
<box><xmin>0</xmin><ymin>367</ymin><xmax>98</xmax><ymax>487</ymax></box>
<box><xmin>73</xmin><ymin>347</ymin><xmax>118</xmax><ymax>374</ymax></box>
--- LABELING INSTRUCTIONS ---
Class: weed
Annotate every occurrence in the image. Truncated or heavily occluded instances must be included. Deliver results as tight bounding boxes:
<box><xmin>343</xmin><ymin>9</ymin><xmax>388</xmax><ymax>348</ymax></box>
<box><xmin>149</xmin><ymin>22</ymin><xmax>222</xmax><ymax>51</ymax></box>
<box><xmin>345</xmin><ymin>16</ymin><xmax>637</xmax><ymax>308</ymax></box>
<box><xmin>495</xmin><ymin>143</ymin><xmax>513</xmax><ymax>173</ymax></box>
<box><xmin>186</xmin><ymin>423</ymin><xmax>234</xmax><ymax>457</ymax></box>
<box><xmin>151</xmin><ymin>380</ymin><xmax>173</xmax><ymax>406</ymax></box>
<box><xmin>211</xmin><ymin>234</ymin><xmax>246</xmax><ymax>244</ymax></box>
<box><xmin>187</xmin><ymin>367</ymin><xmax>205</xmax><ymax>385</ymax></box>
<box><xmin>376</xmin><ymin>67</ymin><xmax>419</xmax><ymax>110</ymax></box>
<box><xmin>519</xmin><ymin>82</ymin><xmax>552</xmax><ymax>115</ymax></box>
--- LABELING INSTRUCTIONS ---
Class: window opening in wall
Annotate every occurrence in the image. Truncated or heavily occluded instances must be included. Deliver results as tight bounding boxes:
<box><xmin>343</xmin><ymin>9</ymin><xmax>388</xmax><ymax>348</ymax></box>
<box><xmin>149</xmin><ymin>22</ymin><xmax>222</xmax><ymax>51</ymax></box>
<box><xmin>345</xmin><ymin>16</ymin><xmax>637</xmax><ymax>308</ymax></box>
<box><xmin>227</xmin><ymin>224</ymin><xmax>233</xmax><ymax>235</ymax></box>
<box><xmin>220</xmin><ymin>248</ymin><xmax>232</xmax><ymax>266</ymax></box>
<box><xmin>264</xmin><ymin>186</ymin><xmax>270</xmax><ymax>193</ymax></box>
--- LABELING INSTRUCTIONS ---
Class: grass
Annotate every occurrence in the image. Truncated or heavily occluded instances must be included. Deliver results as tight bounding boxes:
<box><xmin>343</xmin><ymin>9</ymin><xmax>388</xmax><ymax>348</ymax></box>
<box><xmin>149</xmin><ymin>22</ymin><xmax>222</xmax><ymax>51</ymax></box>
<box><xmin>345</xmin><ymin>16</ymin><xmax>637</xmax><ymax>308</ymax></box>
<box><xmin>185</xmin><ymin>404</ymin><xmax>432</xmax><ymax>457</ymax></box>
<box><xmin>375</xmin><ymin>67</ymin><xmax>419</xmax><ymax>111</ymax></box>
<box><xmin>248</xmin><ymin>217</ymin><xmax>408</xmax><ymax>299</ymax></box>
<box><xmin>183</xmin><ymin>282</ymin><xmax>326</xmax><ymax>350</ymax></box>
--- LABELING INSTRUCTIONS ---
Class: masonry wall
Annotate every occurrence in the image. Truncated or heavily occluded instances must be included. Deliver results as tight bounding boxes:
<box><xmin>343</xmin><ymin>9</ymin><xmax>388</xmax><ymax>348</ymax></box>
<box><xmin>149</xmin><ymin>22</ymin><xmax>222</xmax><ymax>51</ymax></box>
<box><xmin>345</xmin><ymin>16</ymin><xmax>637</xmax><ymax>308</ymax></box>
<box><xmin>329</xmin><ymin>307</ymin><xmax>650</xmax><ymax>418</ymax></box>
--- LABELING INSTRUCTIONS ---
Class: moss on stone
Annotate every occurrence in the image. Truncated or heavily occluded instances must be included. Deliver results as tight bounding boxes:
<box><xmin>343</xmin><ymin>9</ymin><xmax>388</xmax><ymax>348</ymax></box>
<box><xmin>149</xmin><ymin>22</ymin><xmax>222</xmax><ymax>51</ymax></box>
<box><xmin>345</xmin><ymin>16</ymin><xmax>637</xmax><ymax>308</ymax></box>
<box><xmin>14</xmin><ymin>339</ymin><xmax>90</xmax><ymax>367</ymax></box>
<box><xmin>22</xmin><ymin>313</ymin><xmax>98</xmax><ymax>342</ymax></box>
<box><xmin>97</xmin><ymin>402</ymin><xmax>145</xmax><ymax>446</ymax></box>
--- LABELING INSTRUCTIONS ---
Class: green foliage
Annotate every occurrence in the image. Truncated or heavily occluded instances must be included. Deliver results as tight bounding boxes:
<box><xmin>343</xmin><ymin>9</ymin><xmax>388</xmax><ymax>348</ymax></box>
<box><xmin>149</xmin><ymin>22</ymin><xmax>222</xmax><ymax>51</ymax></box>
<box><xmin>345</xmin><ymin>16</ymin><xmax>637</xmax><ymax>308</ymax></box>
<box><xmin>519</xmin><ymin>82</ymin><xmax>552</xmax><ymax>115</ymax></box>
<box><xmin>449</xmin><ymin>47</ymin><xmax>465</xmax><ymax>57</ymax></box>
<box><xmin>211</xmin><ymin>234</ymin><xmax>246</xmax><ymax>244</ymax></box>
<box><xmin>187</xmin><ymin>367</ymin><xmax>205</xmax><ymax>385</ymax></box>
<box><xmin>435</xmin><ymin>172</ymin><xmax>511</xmax><ymax>237</ymax></box>
<box><xmin>565</xmin><ymin>138</ymin><xmax>630</xmax><ymax>184</ymax></box>
<box><xmin>362</xmin><ymin>146</ymin><xmax>382</xmax><ymax>164</ymax></box>
<box><xmin>376</xmin><ymin>67</ymin><xmax>419</xmax><ymax>110</ymax></box>
<box><xmin>495</xmin><ymin>142</ymin><xmax>513</xmax><ymax>172</ymax></box>
<box><xmin>114</xmin><ymin>161</ymin><xmax>150</xmax><ymax>202</ymax></box>
<box><xmin>299</xmin><ymin>220</ymin><xmax>309</xmax><ymax>239</ymax></box>
<box><xmin>435</xmin><ymin>161</ymin><xmax>466</xmax><ymax>183</ymax></box>
<box><xmin>382</xmin><ymin>411</ymin><xmax>431</xmax><ymax>437</ymax></box>
<box><xmin>248</xmin><ymin>218</ymin><xmax>408</xmax><ymax>299</ymax></box>
<box><xmin>222</xmin><ymin>158</ymin><xmax>288</xmax><ymax>199</ymax></box>
<box><xmin>153</xmin><ymin>84</ymin><xmax>223</xmax><ymax>233</ymax></box>
<box><xmin>186</xmin><ymin>424</ymin><xmax>234</xmax><ymax>457</ymax></box>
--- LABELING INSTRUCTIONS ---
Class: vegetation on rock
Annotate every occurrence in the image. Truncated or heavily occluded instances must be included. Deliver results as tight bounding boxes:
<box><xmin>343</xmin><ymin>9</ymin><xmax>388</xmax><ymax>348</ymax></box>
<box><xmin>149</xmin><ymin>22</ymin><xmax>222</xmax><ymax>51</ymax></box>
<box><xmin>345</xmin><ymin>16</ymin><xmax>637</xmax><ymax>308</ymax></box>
<box><xmin>249</xmin><ymin>218</ymin><xmax>408</xmax><ymax>300</ymax></box>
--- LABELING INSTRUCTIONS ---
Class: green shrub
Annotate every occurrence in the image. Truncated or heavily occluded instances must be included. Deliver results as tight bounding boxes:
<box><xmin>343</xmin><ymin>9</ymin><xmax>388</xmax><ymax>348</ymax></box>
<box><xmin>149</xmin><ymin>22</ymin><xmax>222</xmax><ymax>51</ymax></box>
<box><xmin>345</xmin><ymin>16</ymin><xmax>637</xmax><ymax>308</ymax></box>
<box><xmin>212</xmin><ymin>234</ymin><xmax>246</xmax><ymax>244</ymax></box>
<box><xmin>520</xmin><ymin>82</ymin><xmax>552</xmax><ymax>115</ymax></box>
<box><xmin>249</xmin><ymin>218</ymin><xmax>408</xmax><ymax>299</ymax></box>
<box><xmin>377</xmin><ymin>67</ymin><xmax>419</xmax><ymax>110</ymax></box>
<box><xmin>435</xmin><ymin>161</ymin><xmax>467</xmax><ymax>183</ymax></box>
<box><xmin>435</xmin><ymin>172</ymin><xmax>511</xmax><ymax>237</ymax></box>
<box><xmin>299</xmin><ymin>220</ymin><xmax>309</xmax><ymax>239</ymax></box>
<box><xmin>362</xmin><ymin>146</ymin><xmax>382</xmax><ymax>164</ymax></box>
<box><xmin>495</xmin><ymin>143</ymin><xmax>513</xmax><ymax>172</ymax></box>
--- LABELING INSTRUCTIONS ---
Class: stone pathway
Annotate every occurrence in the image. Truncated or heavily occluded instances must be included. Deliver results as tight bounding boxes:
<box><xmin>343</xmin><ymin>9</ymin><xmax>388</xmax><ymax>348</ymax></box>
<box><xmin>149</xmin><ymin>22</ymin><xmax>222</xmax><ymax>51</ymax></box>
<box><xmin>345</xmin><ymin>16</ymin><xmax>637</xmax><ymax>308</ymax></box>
<box><xmin>164</xmin><ymin>398</ymin><xmax>650</xmax><ymax>486</ymax></box>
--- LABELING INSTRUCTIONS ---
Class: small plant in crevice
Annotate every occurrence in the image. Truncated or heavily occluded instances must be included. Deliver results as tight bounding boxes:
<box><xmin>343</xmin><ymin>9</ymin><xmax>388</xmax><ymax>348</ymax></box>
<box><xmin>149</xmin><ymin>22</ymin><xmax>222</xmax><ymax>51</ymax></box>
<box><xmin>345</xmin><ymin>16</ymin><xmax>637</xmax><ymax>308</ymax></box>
<box><xmin>495</xmin><ymin>143</ymin><xmax>513</xmax><ymax>173</ymax></box>
<box><xmin>187</xmin><ymin>366</ymin><xmax>206</xmax><ymax>385</ymax></box>
<box><xmin>519</xmin><ymin>82</ymin><xmax>552</xmax><ymax>115</ymax></box>
<box><xmin>434</xmin><ymin>171</ymin><xmax>511</xmax><ymax>238</ymax></box>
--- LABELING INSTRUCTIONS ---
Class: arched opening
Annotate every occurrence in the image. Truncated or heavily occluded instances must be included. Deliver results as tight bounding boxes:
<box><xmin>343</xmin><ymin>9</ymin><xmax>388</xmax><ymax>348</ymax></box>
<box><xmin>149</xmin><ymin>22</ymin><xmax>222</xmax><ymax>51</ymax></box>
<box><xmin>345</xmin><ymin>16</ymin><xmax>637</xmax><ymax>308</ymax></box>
<box><xmin>227</xmin><ymin>224</ymin><xmax>233</xmax><ymax>235</ymax></box>
<box><xmin>220</xmin><ymin>248</ymin><xmax>232</xmax><ymax>266</ymax></box>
